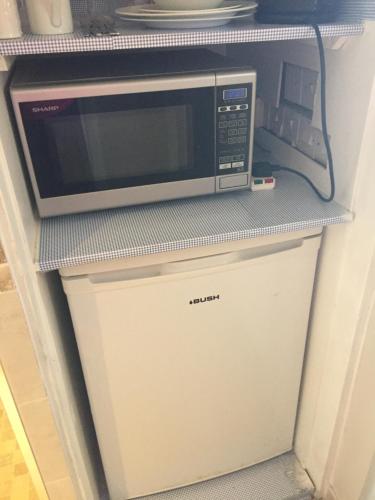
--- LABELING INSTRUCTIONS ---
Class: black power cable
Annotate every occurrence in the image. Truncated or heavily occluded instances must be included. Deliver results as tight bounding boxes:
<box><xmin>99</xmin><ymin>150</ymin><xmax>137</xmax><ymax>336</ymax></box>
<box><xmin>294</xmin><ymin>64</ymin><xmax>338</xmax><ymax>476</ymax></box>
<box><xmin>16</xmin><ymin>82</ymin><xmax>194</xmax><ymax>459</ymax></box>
<box><xmin>264</xmin><ymin>24</ymin><xmax>335</xmax><ymax>202</ymax></box>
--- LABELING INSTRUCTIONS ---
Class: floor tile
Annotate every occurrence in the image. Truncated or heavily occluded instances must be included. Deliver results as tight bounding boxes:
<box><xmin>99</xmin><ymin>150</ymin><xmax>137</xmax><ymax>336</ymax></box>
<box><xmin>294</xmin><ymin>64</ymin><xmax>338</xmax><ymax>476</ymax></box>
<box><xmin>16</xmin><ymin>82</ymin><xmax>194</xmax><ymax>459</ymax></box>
<box><xmin>0</xmin><ymin>399</ymin><xmax>40</xmax><ymax>500</ymax></box>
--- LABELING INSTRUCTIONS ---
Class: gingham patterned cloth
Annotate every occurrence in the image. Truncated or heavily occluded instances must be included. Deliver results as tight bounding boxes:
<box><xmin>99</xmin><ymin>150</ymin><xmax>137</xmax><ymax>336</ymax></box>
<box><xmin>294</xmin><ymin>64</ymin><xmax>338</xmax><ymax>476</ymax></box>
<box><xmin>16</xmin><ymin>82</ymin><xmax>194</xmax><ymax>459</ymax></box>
<box><xmin>0</xmin><ymin>22</ymin><xmax>364</xmax><ymax>56</ymax></box>
<box><xmin>38</xmin><ymin>171</ymin><xmax>352</xmax><ymax>272</ymax></box>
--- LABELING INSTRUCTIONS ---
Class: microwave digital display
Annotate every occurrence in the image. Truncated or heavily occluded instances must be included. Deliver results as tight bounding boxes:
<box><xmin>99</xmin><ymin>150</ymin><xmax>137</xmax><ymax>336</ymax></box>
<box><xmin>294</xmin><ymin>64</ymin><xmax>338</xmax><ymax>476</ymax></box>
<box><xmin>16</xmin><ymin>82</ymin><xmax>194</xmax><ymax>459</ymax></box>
<box><xmin>223</xmin><ymin>88</ymin><xmax>247</xmax><ymax>100</ymax></box>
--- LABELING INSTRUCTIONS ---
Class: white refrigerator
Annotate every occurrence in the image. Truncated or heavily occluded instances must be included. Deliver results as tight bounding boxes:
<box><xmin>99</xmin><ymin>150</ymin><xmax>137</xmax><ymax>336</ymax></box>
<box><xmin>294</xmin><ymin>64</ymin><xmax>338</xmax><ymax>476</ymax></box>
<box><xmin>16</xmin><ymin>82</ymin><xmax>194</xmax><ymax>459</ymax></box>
<box><xmin>61</xmin><ymin>231</ymin><xmax>321</xmax><ymax>500</ymax></box>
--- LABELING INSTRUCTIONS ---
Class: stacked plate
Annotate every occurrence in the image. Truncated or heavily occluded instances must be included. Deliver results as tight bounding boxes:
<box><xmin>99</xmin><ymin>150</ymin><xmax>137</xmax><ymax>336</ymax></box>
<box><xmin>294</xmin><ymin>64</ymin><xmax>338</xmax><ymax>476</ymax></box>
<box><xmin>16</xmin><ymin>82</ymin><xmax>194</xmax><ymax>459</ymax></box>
<box><xmin>115</xmin><ymin>1</ymin><xmax>258</xmax><ymax>29</ymax></box>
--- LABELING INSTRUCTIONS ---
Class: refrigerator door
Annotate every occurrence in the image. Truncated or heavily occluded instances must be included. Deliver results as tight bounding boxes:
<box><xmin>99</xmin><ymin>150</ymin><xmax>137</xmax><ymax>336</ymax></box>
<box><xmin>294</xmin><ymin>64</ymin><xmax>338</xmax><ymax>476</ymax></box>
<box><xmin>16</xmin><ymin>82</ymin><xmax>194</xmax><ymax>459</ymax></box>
<box><xmin>62</xmin><ymin>235</ymin><xmax>321</xmax><ymax>500</ymax></box>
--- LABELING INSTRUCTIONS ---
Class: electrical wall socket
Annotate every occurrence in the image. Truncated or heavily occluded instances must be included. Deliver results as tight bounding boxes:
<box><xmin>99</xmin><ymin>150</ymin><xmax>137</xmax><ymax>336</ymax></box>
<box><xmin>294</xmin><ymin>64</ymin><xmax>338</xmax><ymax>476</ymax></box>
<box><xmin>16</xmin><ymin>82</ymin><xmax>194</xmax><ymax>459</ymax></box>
<box><xmin>264</xmin><ymin>104</ymin><xmax>327</xmax><ymax>166</ymax></box>
<box><xmin>262</xmin><ymin>60</ymin><xmax>324</xmax><ymax>166</ymax></box>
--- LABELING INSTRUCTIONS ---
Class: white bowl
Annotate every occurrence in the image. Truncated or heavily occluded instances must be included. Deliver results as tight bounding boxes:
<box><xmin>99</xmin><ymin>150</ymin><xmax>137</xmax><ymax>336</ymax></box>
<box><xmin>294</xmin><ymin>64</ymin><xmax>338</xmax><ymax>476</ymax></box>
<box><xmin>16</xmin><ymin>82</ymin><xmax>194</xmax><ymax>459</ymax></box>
<box><xmin>152</xmin><ymin>0</ymin><xmax>225</xmax><ymax>10</ymax></box>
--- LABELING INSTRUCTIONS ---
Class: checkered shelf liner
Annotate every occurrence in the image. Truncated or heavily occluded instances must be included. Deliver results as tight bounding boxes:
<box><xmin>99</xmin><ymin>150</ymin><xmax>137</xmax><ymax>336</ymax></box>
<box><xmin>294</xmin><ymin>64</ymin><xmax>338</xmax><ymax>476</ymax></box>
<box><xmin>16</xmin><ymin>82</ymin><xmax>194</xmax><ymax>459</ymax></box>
<box><xmin>0</xmin><ymin>22</ymin><xmax>364</xmax><ymax>56</ymax></box>
<box><xmin>38</xmin><ymin>172</ymin><xmax>352</xmax><ymax>272</ymax></box>
<box><xmin>135</xmin><ymin>452</ymin><xmax>314</xmax><ymax>500</ymax></box>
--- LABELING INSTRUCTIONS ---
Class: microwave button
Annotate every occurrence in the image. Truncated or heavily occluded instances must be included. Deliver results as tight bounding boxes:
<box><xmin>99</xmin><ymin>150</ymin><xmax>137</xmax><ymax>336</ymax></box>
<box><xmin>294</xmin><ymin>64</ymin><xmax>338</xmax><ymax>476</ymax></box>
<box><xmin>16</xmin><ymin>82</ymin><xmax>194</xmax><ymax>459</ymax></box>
<box><xmin>232</xmin><ymin>161</ymin><xmax>245</xmax><ymax>168</ymax></box>
<box><xmin>219</xmin><ymin>106</ymin><xmax>229</xmax><ymax>112</ymax></box>
<box><xmin>219</xmin><ymin>174</ymin><xmax>249</xmax><ymax>189</ymax></box>
<box><xmin>229</xmin><ymin>105</ymin><xmax>237</xmax><ymax>111</ymax></box>
<box><xmin>239</xmin><ymin>128</ymin><xmax>248</xmax><ymax>135</ymax></box>
<box><xmin>219</xmin><ymin>163</ymin><xmax>232</xmax><ymax>170</ymax></box>
<box><xmin>239</xmin><ymin>104</ymin><xmax>249</xmax><ymax>110</ymax></box>
<box><xmin>239</xmin><ymin>113</ymin><xmax>247</xmax><ymax>118</ymax></box>
<box><xmin>228</xmin><ymin>129</ymin><xmax>238</xmax><ymax>137</ymax></box>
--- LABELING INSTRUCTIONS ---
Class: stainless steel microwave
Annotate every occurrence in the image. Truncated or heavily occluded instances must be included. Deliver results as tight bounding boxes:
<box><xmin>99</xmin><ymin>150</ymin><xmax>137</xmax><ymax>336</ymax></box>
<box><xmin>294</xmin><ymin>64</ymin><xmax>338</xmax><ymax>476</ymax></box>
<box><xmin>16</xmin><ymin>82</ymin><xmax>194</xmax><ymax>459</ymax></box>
<box><xmin>10</xmin><ymin>51</ymin><xmax>256</xmax><ymax>217</ymax></box>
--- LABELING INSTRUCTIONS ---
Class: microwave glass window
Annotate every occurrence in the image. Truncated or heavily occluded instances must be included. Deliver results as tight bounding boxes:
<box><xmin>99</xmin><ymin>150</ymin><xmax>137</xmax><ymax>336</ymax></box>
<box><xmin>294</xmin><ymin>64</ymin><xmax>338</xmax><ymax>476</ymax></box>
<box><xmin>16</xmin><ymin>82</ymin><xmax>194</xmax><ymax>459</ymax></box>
<box><xmin>49</xmin><ymin>106</ymin><xmax>193</xmax><ymax>185</ymax></box>
<box><xmin>20</xmin><ymin>87</ymin><xmax>214</xmax><ymax>198</ymax></box>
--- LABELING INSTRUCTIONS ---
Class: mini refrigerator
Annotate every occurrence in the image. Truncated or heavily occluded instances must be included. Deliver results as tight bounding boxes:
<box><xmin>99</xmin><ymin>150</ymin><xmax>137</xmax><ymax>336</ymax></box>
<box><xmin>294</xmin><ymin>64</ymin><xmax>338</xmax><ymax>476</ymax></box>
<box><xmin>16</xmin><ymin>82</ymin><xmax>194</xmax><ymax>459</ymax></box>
<box><xmin>61</xmin><ymin>231</ymin><xmax>321</xmax><ymax>500</ymax></box>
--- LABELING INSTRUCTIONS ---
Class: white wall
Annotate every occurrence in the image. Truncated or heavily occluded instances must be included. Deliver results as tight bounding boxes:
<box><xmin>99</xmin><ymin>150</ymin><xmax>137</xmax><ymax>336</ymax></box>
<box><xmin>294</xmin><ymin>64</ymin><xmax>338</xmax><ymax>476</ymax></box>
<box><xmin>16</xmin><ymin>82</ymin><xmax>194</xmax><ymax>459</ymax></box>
<box><xmin>0</xmin><ymin>70</ymin><xmax>101</xmax><ymax>500</ymax></box>
<box><xmin>318</xmin><ymin>71</ymin><xmax>375</xmax><ymax>500</ymax></box>
<box><xmin>300</xmin><ymin>52</ymin><xmax>375</xmax><ymax>496</ymax></box>
<box><xmin>231</xmin><ymin>22</ymin><xmax>375</xmax><ymax>493</ymax></box>
<box><xmin>327</xmin><ymin>256</ymin><xmax>375</xmax><ymax>500</ymax></box>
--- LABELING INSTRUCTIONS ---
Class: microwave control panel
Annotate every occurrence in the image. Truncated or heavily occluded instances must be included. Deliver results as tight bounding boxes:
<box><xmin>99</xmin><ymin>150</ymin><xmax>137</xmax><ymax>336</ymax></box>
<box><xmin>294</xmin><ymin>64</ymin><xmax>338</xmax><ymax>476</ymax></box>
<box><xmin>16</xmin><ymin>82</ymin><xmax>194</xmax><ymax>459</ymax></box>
<box><xmin>216</xmin><ymin>84</ymin><xmax>253</xmax><ymax>177</ymax></box>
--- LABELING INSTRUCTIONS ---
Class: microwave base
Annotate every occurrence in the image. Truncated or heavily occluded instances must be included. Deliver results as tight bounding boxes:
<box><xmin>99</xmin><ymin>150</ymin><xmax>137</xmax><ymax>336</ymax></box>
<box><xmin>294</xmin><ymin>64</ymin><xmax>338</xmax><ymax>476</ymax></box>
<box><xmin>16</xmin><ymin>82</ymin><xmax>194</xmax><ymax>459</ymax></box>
<box><xmin>37</xmin><ymin>175</ymin><xmax>251</xmax><ymax>218</ymax></box>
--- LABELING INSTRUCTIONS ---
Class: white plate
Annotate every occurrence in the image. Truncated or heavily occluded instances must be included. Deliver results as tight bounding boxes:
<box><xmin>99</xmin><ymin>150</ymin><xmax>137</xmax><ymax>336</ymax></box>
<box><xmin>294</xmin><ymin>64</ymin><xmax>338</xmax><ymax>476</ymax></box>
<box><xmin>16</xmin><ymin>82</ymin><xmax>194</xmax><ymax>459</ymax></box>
<box><xmin>116</xmin><ymin>2</ymin><xmax>257</xmax><ymax>19</ymax></box>
<box><xmin>153</xmin><ymin>0</ymin><xmax>224</xmax><ymax>10</ymax></box>
<box><xmin>119</xmin><ymin>12</ymin><xmax>254</xmax><ymax>29</ymax></box>
<box><xmin>139</xmin><ymin>1</ymin><xmax>251</xmax><ymax>14</ymax></box>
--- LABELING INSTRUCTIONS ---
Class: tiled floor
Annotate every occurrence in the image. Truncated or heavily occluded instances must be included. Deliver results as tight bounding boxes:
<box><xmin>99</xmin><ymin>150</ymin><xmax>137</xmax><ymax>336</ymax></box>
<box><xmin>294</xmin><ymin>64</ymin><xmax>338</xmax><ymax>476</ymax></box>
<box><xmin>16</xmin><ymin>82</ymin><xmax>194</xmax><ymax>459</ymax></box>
<box><xmin>0</xmin><ymin>399</ymin><xmax>39</xmax><ymax>500</ymax></box>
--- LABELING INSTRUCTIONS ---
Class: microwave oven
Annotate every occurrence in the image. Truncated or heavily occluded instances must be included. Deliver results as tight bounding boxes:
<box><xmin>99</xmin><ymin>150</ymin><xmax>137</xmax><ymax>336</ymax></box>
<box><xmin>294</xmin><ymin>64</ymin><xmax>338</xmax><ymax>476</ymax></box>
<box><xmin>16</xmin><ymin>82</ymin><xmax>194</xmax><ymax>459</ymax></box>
<box><xmin>10</xmin><ymin>51</ymin><xmax>256</xmax><ymax>217</ymax></box>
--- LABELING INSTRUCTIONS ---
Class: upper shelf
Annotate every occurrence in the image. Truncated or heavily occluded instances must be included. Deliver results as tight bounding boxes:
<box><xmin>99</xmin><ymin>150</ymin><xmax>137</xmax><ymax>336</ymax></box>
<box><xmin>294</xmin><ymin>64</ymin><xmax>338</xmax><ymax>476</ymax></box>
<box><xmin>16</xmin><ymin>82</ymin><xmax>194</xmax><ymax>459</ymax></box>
<box><xmin>0</xmin><ymin>22</ymin><xmax>364</xmax><ymax>56</ymax></box>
